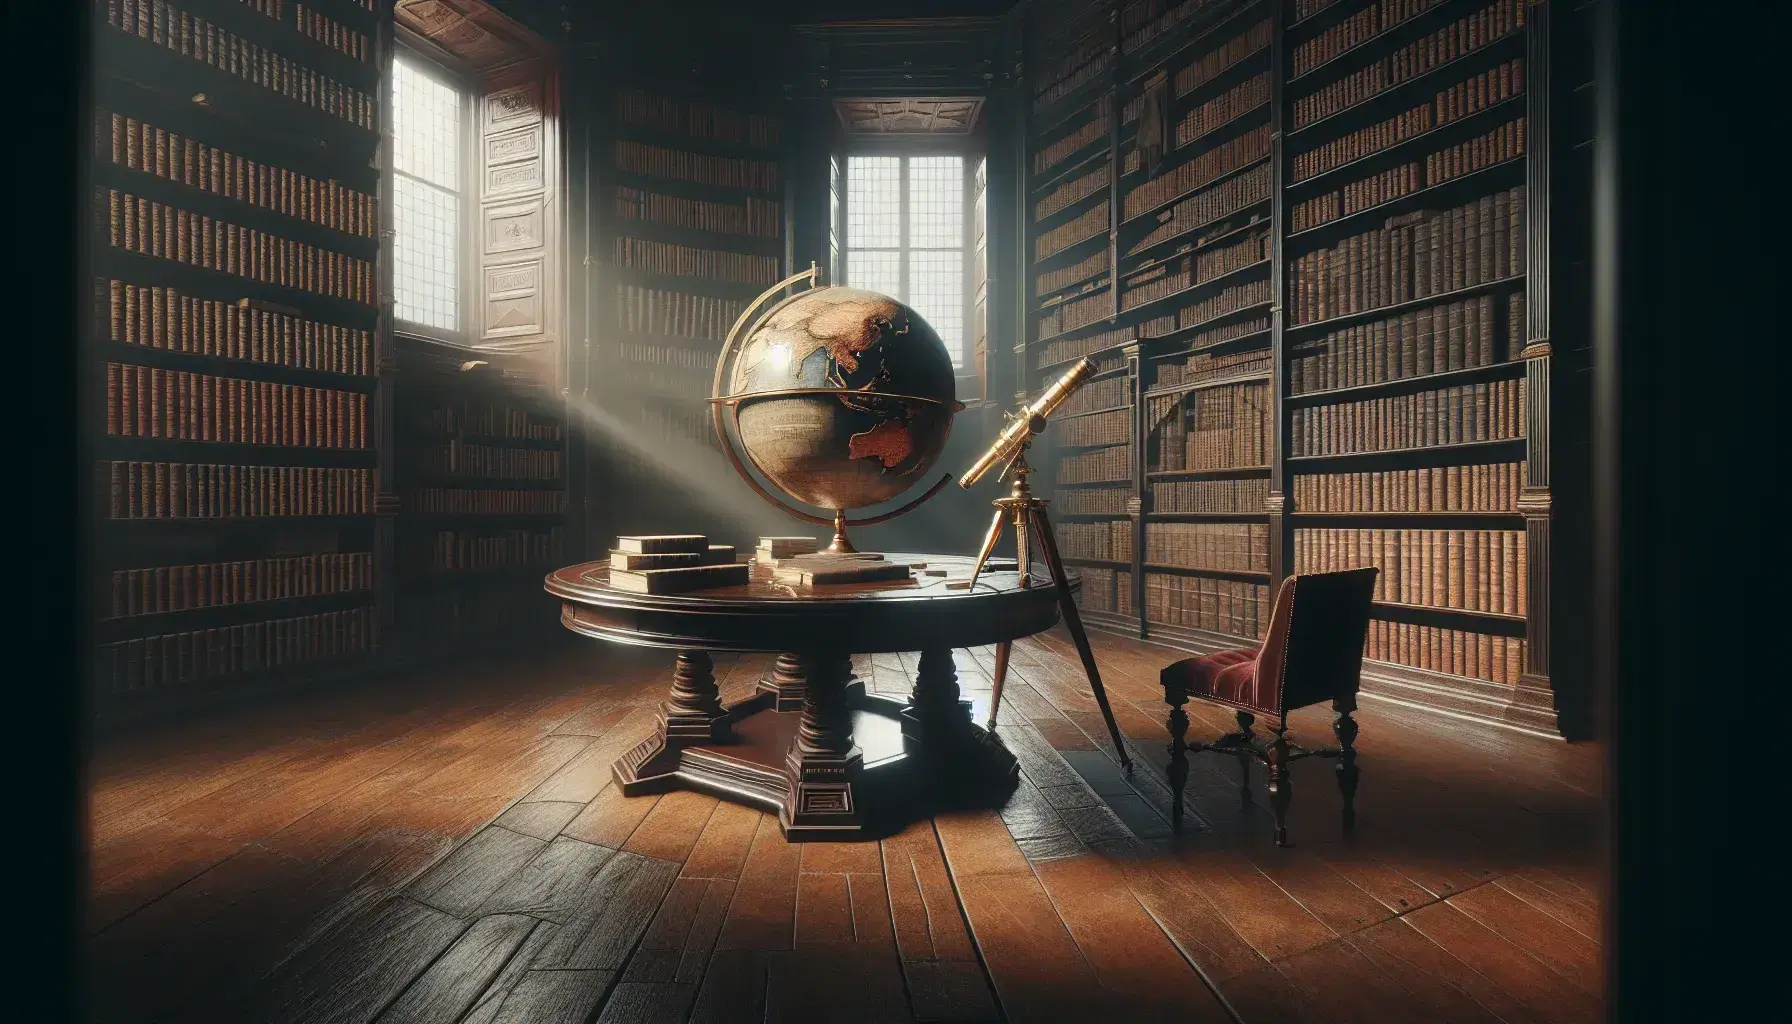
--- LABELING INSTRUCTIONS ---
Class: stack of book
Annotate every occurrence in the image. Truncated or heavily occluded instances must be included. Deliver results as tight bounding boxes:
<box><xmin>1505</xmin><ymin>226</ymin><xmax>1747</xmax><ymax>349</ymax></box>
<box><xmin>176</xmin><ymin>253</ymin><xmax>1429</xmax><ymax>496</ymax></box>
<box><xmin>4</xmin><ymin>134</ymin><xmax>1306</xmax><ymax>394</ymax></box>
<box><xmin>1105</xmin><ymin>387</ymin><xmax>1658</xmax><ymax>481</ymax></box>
<box><xmin>607</xmin><ymin>535</ymin><xmax>745</xmax><ymax>594</ymax></box>
<box><xmin>754</xmin><ymin>537</ymin><xmax>913</xmax><ymax>586</ymax></box>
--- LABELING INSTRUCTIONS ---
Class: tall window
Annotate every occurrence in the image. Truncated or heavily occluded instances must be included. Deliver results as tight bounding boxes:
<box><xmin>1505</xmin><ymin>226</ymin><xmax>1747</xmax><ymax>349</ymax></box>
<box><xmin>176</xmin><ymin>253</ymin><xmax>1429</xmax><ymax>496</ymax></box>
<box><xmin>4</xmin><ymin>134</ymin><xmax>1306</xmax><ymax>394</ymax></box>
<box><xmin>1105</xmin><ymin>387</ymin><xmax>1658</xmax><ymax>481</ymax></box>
<box><xmin>843</xmin><ymin>155</ymin><xmax>974</xmax><ymax>369</ymax></box>
<box><xmin>392</xmin><ymin>56</ymin><xmax>463</xmax><ymax>333</ymax></box>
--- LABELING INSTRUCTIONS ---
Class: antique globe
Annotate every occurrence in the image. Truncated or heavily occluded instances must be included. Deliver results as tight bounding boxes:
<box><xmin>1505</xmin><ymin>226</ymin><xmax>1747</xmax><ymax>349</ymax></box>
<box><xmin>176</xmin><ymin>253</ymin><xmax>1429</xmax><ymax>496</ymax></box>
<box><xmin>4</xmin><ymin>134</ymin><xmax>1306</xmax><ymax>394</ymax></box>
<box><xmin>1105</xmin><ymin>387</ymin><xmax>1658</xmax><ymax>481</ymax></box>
<box><xmin>711</xmin><ymin>270</ymin><xmax>964</xmax><ymax>552</ymax></box>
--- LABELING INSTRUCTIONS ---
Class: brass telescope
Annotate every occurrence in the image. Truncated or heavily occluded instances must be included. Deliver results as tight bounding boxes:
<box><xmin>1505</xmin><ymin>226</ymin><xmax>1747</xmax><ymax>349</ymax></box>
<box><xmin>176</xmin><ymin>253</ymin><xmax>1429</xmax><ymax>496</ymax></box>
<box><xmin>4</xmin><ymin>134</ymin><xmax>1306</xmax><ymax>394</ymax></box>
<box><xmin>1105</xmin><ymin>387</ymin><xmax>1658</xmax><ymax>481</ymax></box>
<box><xmin>959</xmin><ymin>356</ymin><xmax>1097</xmax><ymax>489</ymax></box>
<box><xmin>957</xmin><ymin>356</ymin><xmax>1131</xmax><ymax>772</ymax></box>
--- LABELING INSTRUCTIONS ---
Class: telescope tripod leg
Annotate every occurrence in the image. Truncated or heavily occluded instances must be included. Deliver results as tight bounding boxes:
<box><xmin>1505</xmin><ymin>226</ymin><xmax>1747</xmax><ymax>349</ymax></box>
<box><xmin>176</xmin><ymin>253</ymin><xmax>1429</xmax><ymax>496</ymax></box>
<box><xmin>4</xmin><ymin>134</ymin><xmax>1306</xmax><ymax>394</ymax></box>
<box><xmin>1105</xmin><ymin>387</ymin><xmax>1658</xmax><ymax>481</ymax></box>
<box><xmin>1029</xmin><ymin>506</ymin><xmax>1134</xmax><ymax>775</ymax></box>
<box><xmin>967</xmin><ymin>507</ymin><xmax>1008</xmax><ymax>591</ymax></box>
<box><xmin>987</xmin><ymin>641</ymin><xmax>1011</xmax><ymax>730</ymax></box>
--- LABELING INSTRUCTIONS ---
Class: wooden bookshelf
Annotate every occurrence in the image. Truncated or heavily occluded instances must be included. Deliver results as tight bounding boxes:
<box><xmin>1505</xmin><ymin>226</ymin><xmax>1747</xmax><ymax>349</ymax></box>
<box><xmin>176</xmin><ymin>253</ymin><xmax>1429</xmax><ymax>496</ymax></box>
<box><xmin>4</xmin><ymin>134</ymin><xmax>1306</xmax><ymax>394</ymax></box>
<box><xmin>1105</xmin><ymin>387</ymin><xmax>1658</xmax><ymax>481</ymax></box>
<box><xmin>1027</xmin><ymin>0</ymin><xmax>1564</xmax><ymax>736</ymax></box>
<box><xmin>392</xmin><ymin>344</ymin><xmax>568</xmax><ymax>644</ymax></box>
<box><xmin>585</xmin><ymin>76</ymin><xmax>784</xmax><ymax>546</ymax></box>
<box><xmin>88</xmin><ymin>0</ymin><xmax>384</xmax><ymax>712</ymax></box>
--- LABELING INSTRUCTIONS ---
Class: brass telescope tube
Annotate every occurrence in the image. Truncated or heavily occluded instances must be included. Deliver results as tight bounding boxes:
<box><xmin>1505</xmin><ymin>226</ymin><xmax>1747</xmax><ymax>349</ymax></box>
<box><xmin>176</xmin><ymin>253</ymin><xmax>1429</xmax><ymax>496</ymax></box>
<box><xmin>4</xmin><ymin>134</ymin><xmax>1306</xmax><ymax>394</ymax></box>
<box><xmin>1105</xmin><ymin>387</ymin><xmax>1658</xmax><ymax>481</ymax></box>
<box><xmin>958</xmin><ymin>357</ymin><xmax>1098</xmax><ymax>489</ymax></box>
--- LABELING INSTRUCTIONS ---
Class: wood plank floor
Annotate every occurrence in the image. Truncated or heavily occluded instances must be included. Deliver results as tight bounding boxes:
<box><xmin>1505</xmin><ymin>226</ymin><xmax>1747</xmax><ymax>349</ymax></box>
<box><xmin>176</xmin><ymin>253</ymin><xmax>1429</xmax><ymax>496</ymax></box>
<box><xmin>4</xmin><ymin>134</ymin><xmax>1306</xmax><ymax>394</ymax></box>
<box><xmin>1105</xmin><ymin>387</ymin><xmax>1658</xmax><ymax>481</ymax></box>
<box><xmin>85</xmin><ymin>629</ymin><xmax>1601</xmax><ymax>1023</ymax></box>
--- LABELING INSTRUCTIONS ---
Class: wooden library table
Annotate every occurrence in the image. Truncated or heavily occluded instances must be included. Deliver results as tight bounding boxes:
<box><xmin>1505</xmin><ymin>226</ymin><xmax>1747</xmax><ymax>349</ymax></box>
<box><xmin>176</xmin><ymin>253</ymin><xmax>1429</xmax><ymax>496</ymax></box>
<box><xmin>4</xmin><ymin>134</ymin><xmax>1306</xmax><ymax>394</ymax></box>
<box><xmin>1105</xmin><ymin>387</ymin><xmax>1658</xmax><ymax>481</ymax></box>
<box><xmin>544</xmin><ymin>553</ymin><xmax>1063</xmax><ymax>840</ymax></box>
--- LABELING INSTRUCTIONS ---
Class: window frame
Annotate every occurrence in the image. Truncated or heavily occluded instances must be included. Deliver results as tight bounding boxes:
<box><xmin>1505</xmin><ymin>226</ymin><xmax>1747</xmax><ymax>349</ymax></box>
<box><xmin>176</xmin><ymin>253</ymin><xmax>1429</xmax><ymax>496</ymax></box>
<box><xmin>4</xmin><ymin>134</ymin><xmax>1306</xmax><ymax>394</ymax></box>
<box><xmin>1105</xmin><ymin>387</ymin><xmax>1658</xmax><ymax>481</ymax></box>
<box><xmin>838</xmin><ymin>138</ymin><xmax>985</xmax><ymax>393</ymax></box>
<box><xmin>389</xmin><ymin>44</ymin><xmax>477</xmax><ymax>347</ymax></box>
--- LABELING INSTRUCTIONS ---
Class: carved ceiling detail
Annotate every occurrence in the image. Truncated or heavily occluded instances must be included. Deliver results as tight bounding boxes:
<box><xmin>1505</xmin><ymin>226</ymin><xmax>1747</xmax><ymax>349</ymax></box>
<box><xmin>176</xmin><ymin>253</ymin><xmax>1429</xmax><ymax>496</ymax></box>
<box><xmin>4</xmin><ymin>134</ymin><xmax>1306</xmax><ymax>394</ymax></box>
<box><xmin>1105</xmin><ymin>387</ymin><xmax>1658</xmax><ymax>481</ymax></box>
<box><xmin>395</xmin><ymin>0</ymin><xmax>548</xmax><ymax>73</ymax></box>
<box><xmin>833</xmin><ymin>97</ymin><xmax>986</xmax><ymax>135</ymax></box>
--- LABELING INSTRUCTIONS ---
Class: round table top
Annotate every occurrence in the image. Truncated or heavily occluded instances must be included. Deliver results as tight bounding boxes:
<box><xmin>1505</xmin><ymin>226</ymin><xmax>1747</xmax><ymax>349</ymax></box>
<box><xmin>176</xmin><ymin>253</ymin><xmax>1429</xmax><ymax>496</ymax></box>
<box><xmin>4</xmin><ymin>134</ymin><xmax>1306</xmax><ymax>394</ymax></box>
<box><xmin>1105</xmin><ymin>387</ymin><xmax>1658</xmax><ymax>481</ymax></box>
<box><xmin>544</xmin><ymin>553</ymin><xmax>1075</xmax><ymax>653</ymax></box>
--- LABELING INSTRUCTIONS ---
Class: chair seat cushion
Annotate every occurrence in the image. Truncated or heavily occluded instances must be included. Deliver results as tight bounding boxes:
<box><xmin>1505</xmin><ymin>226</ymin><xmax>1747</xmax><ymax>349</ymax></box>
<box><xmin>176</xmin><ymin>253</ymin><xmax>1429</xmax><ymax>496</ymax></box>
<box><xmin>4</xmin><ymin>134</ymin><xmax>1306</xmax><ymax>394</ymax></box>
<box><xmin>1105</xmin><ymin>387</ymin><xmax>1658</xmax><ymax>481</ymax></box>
<box><xmin>1183</xmin><ymin>647</ymin><xmax>1266</xmax><ymax>711</ymax></box>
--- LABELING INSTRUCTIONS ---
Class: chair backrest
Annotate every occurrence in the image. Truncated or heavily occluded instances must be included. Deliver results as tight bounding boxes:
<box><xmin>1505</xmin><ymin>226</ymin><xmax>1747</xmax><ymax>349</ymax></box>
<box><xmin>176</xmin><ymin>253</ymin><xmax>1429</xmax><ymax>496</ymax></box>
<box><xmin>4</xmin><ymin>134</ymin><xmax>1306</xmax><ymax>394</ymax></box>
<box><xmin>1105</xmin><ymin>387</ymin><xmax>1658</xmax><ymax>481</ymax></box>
<box><xmin>1256</xmin><ymin>567</ymin><xmax>1379</xmax><ymax>715</ymax></box>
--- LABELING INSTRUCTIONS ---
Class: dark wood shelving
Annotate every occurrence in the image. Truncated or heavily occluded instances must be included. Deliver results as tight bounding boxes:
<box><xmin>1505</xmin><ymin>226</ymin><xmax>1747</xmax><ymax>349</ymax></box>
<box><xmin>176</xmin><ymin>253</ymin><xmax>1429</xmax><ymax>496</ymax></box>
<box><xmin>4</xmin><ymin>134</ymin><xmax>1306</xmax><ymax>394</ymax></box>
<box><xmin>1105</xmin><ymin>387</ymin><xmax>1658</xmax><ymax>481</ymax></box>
<box><xmin>1021</xmin><ymin>0</ymin><xmax>1559</xmax><ymax>736</ymax></box>
<box><xmin>94</xmin><ymin>162</ymin><xmax>378</xmax><ymax>261</ymax></box>
<box><xmin>1287</xmin><ymin>0</ymin><xmax>1469</xmax><ymax>88</ymax></box>
<box><xmin>1120</xmin><ymin>258</ymin><xmax>1272</xmax><ymax>318</ymax></box>
<box><xmin>1033</xmin><ymin>335</ymin><xmax>1138</xmax><ymax>374</ymax></box>
<box><xmin>1032</xmin><ymin>135</ymin><xmax>1115</xmax><ymax>196</ymax></box>
<box><xmin>1287</xmin><ymin>27</ymin><xmax>1524</xmax><ymax>142</ymax></box>
<box><xmin>1059</xmin><ymin>404</ymin><xmax>1133</xmax><ymax>421</ymax></box>
<box><xmin>1033</xmin><ymin>182</ymin><xmax>1112</xmax><ymax>232</ymax></box>
<box><xmin>184</xmin><ymin>0</ymin><xmax>378</xmax><ymax>89</ymax></box>
<box><xmin>609</xmin><ymin>265</ymin><xmax>776</xmax><ymax>299</ymax></box>
<box><xmin>404</xmin><ymin>512</ymin><xmax>569</xmax><ymax>524</ymax></box>
<box><xmin>1288</xmin><ymin>96</ymin><xmax>1526</xmax><ymax>196</ymax></box>
<box><xmin>1147</xmin><ymin>296</ymin><xmax>1276</xmax><ymax>339</ymax></box>
<box><xmin>1286</xmin><ymin>436</ymin><xmax>1526</xmax><ymax>466</ymax></box>
<box><xmin>412</xmin><ymin>564</ymin><xmax>563</xmax><ymax>584</ymax></box>
<box><xmin>96</xmin><ymin>437</ymin><xmax>378</xmax><ymax>467</ymax></box>
<box><xmin>1287</xmin><ymin>156</ymin><xmax>1526</xmax><ymax>248</ymax></box>
<box><xmin>1121</xmin><ymin>153</ymin><xmax>1271</xmax><ymax>227</ymax></box>
<box><xmin>94</xmin><ymin>74</ymin><xmax>377</xmax><ymax>191</ymax></box>
<box><xmin>1285</xmin><ymin>274</ymin><xmax>1527</xmax><ymax>337</ymax></box>
<box><xmin>1032</xmin><ymin>227</ymin><xmax>1111</xmax><ymax>268</ymax></box>
<box><xmin>1146</xmin><ymin>465</ymin><xmax>1271</xmax><ymax>479</ymax></box>
<box><xmin>606</xmin><ymin>219</ymin><xmax>782</xmax><ymax>257</ymax></box>
<box><xmin>1123</xmin><ymin>206</ymin><xmax>1269</xmax><ymax>267</ymax></box>
<box><xmin>609</xmin><ymin>167</ymin><xmax>781</xmax><ymax>201</ymax></box>
<box><xmin>1034</xmin><ymin>272</ymin><xmax>1112</xmax><ymax>307</ymax></box>
<box><xmin>1167</xmin><ymin>40</ymin><xmax>1273</xmax><ymax>110</ymax></box>
<box><xmin>1143</xmin><ymin>369</ymin><xmax>1272</xmax><ymax>400</ymax></box>
<box><xmin>96</xmin><ymin>589</ymin><xmax>375</xmax><ymax>642</ymax></box>
<box><xmin>1056</xmin><ymin>510</ymin><xmax>1133</xmax><ymax>518</ymax></box>
<box><xmin>1056</xmin><ymin>438</ymin><xmax>1130</xmax><ymax>453</ymax></box>
<box><xmin>404</xmin><ymin>476</ymin><xmax>566</xmax><ymax>490</ymax></box>
<box><xmin>1030</xmin><ymin>144</ymin><xmax>1110</xmax><ymax>198</ymax></box>
<box><xmin>1142</xmin><ymin>563</ymin><xmax>1271</xmax><ymax>581</ymax></box>
<box><xmin>1286</xmin><ymin>359</ymin><xmax>1525</xmax><ymax>405</ymax></box>
<box><xmin>1287</xmin><ymin>0</ymin><xmax>1362</xmax><ymax>38</ymax></box>
<box><xmin>1121</xmin><ymin>0</ymin><xmax>1270</xmax><ymax>88</ymax></box>
<box><xmin>95</xmin><ymin>249</ymin><xmax>378</xmax><ymax>326</ymax></box>
<box><xmin>1061</xmin><ymin>557</ymin><xmax>1130</xmax><ymax>569</ymax></box>
<box><xmin>1290</xmin><ymin>510</ymin><xmax>1524</xmax><ymax>520</ymax></box>
<box><xmin>1142</xmin><ymin>324</ymin><xmax>1272</xmax><ymax>356</ymax></box>
<box><xmin>1122</xmin><ymin>98</ymin><xmax>1271</xmax><ymax>157</ymax></box>
<box><xmin>94</xmin><ymin>341</ymin><xmax>377</xmax><ymax>391</ymax></box>
<box><xmin>101</xmin><ymin>514</ymin><xmax>374</xmax><ymax>528</ymax></box>
<box><xmin>612</xmin><ymin>124</ymin><xmax>781</xmax><ymax>161</ymax></box>
<box><xmin>1373</xmin><ymin>599</ymin><xmax>1527</xmax><ymax>625</ymax></box>
<box><xmin>102</xmin><ymin>24</ymin><xmax>377</xmax><ymax>154</ymax></box>
<box><xmin>1147</xmin><ymin>511</ymin><xmax>1270</xmax><ymax>520</ymax></box>
<box><xmin>1032</xmin><ymin>72</ymin><xmax>1111</xmax><ymax>135</ymax></box>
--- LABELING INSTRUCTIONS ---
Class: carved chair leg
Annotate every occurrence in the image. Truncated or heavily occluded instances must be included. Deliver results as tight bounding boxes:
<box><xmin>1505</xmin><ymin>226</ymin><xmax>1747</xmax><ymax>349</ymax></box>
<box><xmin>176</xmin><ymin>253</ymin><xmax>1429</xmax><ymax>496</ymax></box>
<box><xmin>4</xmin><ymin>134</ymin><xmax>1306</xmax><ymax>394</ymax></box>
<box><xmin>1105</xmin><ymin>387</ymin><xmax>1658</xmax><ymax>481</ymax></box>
<box><xmin>1234</xmin><ymin>710</ymin><xmax>1256</xmax><ymax>805</ymax></box>
<box><xmin>1164</xmin><ymin>679</ymin><xmax>1190</xmax><ymax>831</ymax></box>
<box><xmin>1333</xmin><ymin>698</ymin><xmax>1359</xmax><ymax>835</ymax></box>
<box><xmin>1267</xmin><ymin>721</ymin><xmax>1293</xmax><ymax>848</ymax></box>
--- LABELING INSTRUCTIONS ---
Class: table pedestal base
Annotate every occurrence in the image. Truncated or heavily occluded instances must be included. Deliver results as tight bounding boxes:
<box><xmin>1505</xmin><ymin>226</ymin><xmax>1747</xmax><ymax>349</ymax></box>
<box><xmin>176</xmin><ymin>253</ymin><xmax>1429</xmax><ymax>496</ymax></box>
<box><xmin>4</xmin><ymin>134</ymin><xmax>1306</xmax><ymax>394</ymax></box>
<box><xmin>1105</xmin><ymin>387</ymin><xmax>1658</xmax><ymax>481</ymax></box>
<box><xmin>613</xmin><ymin>648</ymin><xmax>1019</xmax><ymax>840</ymax></box>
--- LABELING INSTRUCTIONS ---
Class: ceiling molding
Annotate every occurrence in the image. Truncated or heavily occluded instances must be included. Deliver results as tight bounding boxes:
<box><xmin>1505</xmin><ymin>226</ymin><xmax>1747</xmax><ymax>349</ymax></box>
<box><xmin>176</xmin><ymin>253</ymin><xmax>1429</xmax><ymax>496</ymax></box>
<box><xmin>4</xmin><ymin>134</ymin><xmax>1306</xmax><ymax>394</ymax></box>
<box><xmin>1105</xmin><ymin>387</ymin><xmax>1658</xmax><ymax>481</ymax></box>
<box><xmin>833</xmin><ymin>96</ymin><xmax>986</xmax><ymax>134</ymax></box>
<box><xmin>396</xmin><ymin>0</ymin><xmax>552</xmax><ymax>75</ymax></box>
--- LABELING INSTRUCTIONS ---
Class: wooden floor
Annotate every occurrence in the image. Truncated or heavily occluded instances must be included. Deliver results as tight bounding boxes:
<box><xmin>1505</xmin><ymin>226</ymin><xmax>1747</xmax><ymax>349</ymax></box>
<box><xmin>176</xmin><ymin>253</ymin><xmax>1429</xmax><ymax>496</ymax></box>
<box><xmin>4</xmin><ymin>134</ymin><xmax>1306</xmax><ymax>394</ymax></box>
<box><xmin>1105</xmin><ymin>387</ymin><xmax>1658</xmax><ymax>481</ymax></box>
<box><xmin>86</xmin><ymin>628</ymin><xmax>1602</xmax><ymax>1024</ymax></box>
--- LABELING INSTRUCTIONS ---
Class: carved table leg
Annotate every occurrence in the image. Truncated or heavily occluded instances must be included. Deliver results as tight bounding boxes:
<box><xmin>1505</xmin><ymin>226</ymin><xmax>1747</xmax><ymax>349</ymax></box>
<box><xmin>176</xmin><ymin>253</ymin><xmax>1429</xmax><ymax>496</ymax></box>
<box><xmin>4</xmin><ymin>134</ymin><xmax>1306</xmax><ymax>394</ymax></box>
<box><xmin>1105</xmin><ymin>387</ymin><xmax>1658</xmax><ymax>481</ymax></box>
<box><xmin>782</xmin><ymin>651</ymin><xmax>864</xmax><ymax>836</ymax></box>
<box><xmin>903</xmin><ymin>648</ymin><xmax>972</xmax><ymax>743</ymax></box>
<box><xmin>1267</xmin><ymin>721</ymin><xmax>1293</xmax><ymax>848</ymax></box>
<box><xmin>757</xmin><ymin>651</ymin><xmax>810</xmax><ymax>713</ymax></box>
<box><xmin>614</xmin><ymin>651</ymin><xmax>727</xmax><ymax>792</ymax></box>
<box><xmin>1164</xmin><ymin>676</ymin><xmax>1190</xmax><ymax>831</ymax></box>
<box><xmin>1234</xmin><ymin>710</ymin><xmax>1256</xmax><ymax>805</ymax></box>
<box><xmin>1333</xmin><ymin>695</ymin><xmax>1359</xmax><ymax>835</ymax></box>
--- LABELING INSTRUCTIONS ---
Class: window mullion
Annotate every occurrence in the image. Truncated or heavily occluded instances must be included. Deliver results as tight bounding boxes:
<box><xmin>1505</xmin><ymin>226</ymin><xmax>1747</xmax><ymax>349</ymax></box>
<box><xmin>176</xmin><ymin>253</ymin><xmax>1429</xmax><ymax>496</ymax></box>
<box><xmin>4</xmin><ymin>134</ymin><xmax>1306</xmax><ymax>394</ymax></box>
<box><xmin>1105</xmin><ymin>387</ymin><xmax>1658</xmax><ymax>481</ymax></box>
<box><xmin>898</xmin><ymin>156</ymin><xmax>909</xmax><ymax>303</ymax></box>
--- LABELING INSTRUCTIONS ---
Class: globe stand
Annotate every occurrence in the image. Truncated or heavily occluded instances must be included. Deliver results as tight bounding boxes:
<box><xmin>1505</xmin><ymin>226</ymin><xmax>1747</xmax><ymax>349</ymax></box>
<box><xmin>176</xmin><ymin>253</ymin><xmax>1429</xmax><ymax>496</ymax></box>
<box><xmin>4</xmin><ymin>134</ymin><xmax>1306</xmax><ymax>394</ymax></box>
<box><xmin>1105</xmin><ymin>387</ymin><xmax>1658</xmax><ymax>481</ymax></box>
<box><xmin>968</xmin><ymin>442</ymin><xmax>1134</xmax><ymax>775</ymax></box>
<box><xmin>827</xmin><ymin>509</ymin><xmax>857</xmax><ymax>554</ymax></box>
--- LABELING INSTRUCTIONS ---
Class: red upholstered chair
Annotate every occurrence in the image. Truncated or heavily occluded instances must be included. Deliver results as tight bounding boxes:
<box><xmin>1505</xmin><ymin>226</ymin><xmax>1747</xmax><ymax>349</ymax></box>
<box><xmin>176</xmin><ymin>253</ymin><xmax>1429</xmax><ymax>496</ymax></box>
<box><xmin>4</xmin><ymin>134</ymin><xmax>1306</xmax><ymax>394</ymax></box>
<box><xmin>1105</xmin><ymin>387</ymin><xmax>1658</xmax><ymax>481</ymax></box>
<box><xmin>1160</xmin><ymin>567</ymin><xmax>1378</xmax><ymax>847</ymax></box>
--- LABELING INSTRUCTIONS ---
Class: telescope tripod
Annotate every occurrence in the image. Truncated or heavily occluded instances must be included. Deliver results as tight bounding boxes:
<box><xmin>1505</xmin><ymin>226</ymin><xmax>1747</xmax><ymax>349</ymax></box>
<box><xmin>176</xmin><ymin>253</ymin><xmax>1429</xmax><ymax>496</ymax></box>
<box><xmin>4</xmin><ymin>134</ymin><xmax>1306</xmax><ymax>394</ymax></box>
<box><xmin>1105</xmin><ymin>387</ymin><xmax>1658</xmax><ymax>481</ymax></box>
<box><xmin>969</xmin><ymin>447</ymin><xmax>1133</xmax><ymax>774</ymax></box>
